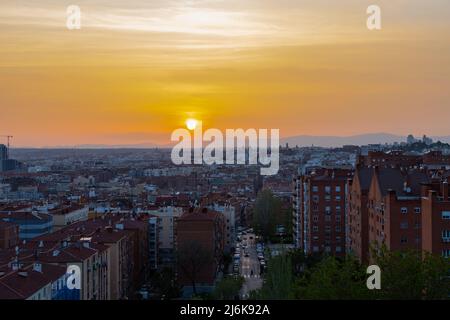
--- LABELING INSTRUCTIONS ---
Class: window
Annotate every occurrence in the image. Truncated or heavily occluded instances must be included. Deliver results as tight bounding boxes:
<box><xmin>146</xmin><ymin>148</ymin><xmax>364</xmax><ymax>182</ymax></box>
<box><xmin>414</xmin><ymin>207</ymin><xmax>421</xmax><ymax>214</ymax></box>
<box><xmin>313</xmin><ymin>236</ymin><xmax>319</xmax><ymax>241</ymax></box>
<box><xmin>313</xmin><ymin>215</ymin><xmax>319</xmax><ymax>222</ymax></box>
<box><xmin>313</xmin><ymin>226</ymin><xmax>319</xmax><ymax>232</ymax></box>
<box><xmin>325</xmin><ymin>195</ymin><xmax>331</xmax><ymax>202</ymax></box>
<box><xmin>312</xmin><ymin>195</ymin><xmax>319</xmax><ymax>203</ymax></box>
<box><xmin>335</xmin><ymin>186</ymin><xmax>341</xmax><ymax>193</ymax></box>
<box><xmin>336</xmin><ymin>215</ymin><xmax>341</xmax><ymax>222</ymax></box>
<box><xmin>400</xmin><ymin>222</ymin><xmax>408</xmax><ymax>229</ymax></box>
<box><xmin>335</xmin><ymin>195</ymin><xmax>341</xmax><ymax>201</ymax></box>
<box><xmin>325</xmin><ymin>226</ymin><xmax>331</xmax><ymax>233</ymax></box>
<box><xmin>325</xmin><ymin>206</ymin><xmax>331</xmax><ymax>214</ymax></box>
<box><xmin>335</xmin><ymin>226</ymin><xmax>341</xmax><ymax>233</ymax></box>
<box><xmin>442</xmin><ymin>249</ymin><xmax>450</xmax><ymax>258</ymax></box>
<box><xmin>325</xmin><ymin>246</ymin><xmax>331</xmax><ymax>252</ymax></box>
<box><xmin>336</xmin><ymin>246</ymin><xmax>342</xmax><ymax>253</ymax></box>
<box><xmin>442</xmin><ymin>230</ymin><xmax>450</xmax><ymax>242</ymax></box>
<box><xmin>313</xmin><ymin>246</ymin><xmax>319</xmax><ymax>252</ymax></box>
<box><xmin>336</xmin><ymin>206</ymin><xmax>341</xmax><ymax>212</ymax></box>
<box><xmin>336</xmin><ymin>236</ymin><xmax>341</xmax><ymax>241</ymax></box>
<box><xmin>312</xmin><ymin>186</ymin><xmax>319</xmax><ymax>193</ymax></box>
<box><xmin>325</xmin><ymin>215</ymin><xmax>331</xmax><ymax>222</ymax></box>
<box><xmin>401</xmin><ymin>207</ymin><xmax>408</xmax><ymax>214</ymax></box>
<box><xmin>442</xmin><ymin>211</ymin><xmax>450</xmax><ymax>220</ymax></box>
<box><xmin>401</xmin><ymin>236</ymin><xmax>408</xmax><ymax>244</ymax></box>
<box><xmin>325</xmin><ymin>186</ymin><xmax>331</xmax><ymax>194</ymax></box>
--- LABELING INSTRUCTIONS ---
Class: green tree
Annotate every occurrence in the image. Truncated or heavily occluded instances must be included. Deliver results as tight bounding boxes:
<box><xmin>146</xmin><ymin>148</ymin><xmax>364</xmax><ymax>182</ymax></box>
<box><xmin>150</xmin><ymin>267</ymin><xmax>181</xmax><ymax>299</ymax></box>
<box><xmin>295</xmin><ymin>255</ymin><xmax>372</xmax><ymax>300</ymax></box>
<box><xmin>255</xmin><ymin>253</ymin><xmax>295</xmax><ymax>299</ymax></box>
<box><xmin>374</xmin><ymin>247</ymin><xmax>450</xmax><ymax>300</ymax></box>
<box><xmin>252</xmin><ymin>190</ymin><xmax>280</xmax><ymax>238</ymax></box>
<box><xmin>213</xmin><ymin>276</ymin><xmax>244</xmax><ymax>300</ymax></box>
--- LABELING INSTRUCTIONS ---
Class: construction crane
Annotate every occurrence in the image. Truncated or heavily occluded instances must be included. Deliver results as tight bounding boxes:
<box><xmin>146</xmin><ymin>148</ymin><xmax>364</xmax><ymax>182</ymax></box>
<box><xmin>0</xmin><ymin>135</ymin><xmax>13</xmax><ymax>159</ymax></box>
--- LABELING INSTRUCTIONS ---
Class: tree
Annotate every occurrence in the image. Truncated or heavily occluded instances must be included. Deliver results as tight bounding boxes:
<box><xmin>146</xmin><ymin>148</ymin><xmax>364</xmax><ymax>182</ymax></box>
<box><xmin>177</xmin><ymin>240</ymin><xmax>213</xmax><ymax>296</ymax></box>
<box><xmin>374</xmin><ymin>247</ymin><xmax>450</xmax><ymax>300</ymax></box>
<box><xmin>213</xmin><ymin>276</ymin><xmax>244</xmax><ymax>300</ymax></box>
<box><xmin>150</xmin><ymin>267</ymin><xmax>181</xmax><ymax>299</ymax></box>
<box><xmin>254</xmin><ymin>253</ymin><xmax>295</xmax><ymax>299</ymax></box>
<box><xmin>295</xmin><ymin>255</ymin><xmax>372</xmax><ymax>300</ymax></box>
<box><xmin>252</xmin><ymin>190</ymin><xmax>281</xmax><ymax>238</ymax></box>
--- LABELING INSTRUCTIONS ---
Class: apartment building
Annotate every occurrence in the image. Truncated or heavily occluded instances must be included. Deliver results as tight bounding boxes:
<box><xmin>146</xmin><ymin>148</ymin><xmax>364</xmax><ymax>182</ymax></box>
<box><xmin>422</xmin><ymin>178</ymin><xmax>450</xmax><ymax>258</ymax></box>
<box><xmin>367</xmin><ymin>167</ymin><xmax>427</xmax><ymax>260</ymax></box>
<box><xmin>347</xmin><ymin>166</ymin><xmax>373</xmax><ymax>263</ymax></box>
<box><xmin>176</xmin><ymin>207</ymin><xmax>225</xmax><ymax>295</ymax></box>
<box><xmin>147</xmin><ymin>206</ymin><xmax>183</xmax><ymax>268</ymax></box>
<box><xmin>0</xmin><ymin>211</ymin><xmax>53</xmax><ymax>240</ymax></box>
<box><xmin>293</xmin><ymin>168</ymin><xmax>351</xmax><ymax>256</ymax></box>
<box><xmin>0</xmin><ymin>262</ymin><xmax>69</xmax><ymax>300</ymax></box>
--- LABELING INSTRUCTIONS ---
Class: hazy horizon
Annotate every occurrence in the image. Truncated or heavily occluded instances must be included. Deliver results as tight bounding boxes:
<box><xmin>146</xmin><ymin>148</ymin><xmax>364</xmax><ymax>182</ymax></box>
<box><xmin>1</xmin><ymin>1</ymin><xmax>450</xmax><ymax>147</ymax></box>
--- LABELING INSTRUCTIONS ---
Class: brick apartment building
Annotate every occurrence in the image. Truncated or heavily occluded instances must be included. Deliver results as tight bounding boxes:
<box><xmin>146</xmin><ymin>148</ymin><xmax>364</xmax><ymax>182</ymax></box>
<box><xmin>348</xmin><ymin>151</ymin><xmax>450</xmax><ymax>262</ymax></box>
<box><xmin>0</xmin><ymin>215</ymin><xmax>149</xmax><ymax>300</ymax></box>
<box><xmin>359</xmin><ymin>150</ymin><xmax>450</xmax><ymax>168</ymax></box>
<box><xmin>367</xmin><ymin>167</ymin><xmax>427</xmax><ymax>260</ymax></box>
<box><xmin>293</xmin><ymin>168</ymin><xmax>352</xmax><ymax>256</ymax></box>
<box><xmin>176</xmin><ymin>207</ymin><xmax>225</xmax><ymax>295</ymax></box>
<box><xmin>422</xmin><ymin>178</ymin><xmax>450</xmax><ymax>258</ymax></box>
<box><xmin>347</xmin><ymin>166</ymin><xmax>373</xmax><ymax>263</ymax></box>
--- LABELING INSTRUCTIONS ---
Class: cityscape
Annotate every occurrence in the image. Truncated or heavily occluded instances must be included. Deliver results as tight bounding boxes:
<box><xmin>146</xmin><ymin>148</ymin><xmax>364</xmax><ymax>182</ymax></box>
<box><xmin>1</xmin><ymin>0</ymin><xmax>450</xmax><ymax>309</ymax></box>
<box><xmin>0</xmin><ymin>133</ymin><xmax>449</xmax><ymax>300</ymax></box>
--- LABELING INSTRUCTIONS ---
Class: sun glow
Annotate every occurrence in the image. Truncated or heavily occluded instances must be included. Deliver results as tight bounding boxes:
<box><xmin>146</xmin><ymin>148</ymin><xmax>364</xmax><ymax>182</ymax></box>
<box><xmin>186</xmin><ymin>118</ymin><xmax>198</xmax><ymax>131</ymax></box>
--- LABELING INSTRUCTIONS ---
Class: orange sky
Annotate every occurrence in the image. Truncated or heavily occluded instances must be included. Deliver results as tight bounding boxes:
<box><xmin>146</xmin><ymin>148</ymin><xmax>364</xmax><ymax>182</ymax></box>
<box><xmin>1</xmin><ymin>0</ymin><xmax>449</xmax><ymax>147</ymax></box>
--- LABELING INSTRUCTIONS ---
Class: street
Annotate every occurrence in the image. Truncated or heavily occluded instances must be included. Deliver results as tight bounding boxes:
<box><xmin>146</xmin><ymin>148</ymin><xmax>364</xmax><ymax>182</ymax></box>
<box><xmin>239</xmin><ymin>233</ymin><xmax>263</xmax><ymax>298</ymax></box>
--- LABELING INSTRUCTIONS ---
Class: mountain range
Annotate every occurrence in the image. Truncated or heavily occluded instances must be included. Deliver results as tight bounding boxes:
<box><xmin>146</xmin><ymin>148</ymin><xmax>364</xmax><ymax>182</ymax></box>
<box><xmin>18</xmin><ymin>133</ymin><xmax>450</xmax><ymax>149</ymax></box>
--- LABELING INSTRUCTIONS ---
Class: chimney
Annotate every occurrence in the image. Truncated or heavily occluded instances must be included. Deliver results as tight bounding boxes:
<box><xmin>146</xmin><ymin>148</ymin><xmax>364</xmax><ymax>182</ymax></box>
<box><xmin>442</xmin><ymin>180</ymin><xmax>449</xmax><ymax>200</ymax></box>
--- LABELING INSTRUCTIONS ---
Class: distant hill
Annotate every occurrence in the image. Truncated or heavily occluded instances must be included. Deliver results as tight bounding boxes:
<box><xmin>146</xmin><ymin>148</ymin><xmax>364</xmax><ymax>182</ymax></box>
<box><xmin>281</xmin><ymin>133</ymin><xmax>450</xmax><ymax>148</ymax></box>
<box><xmin>13</xmin><ymin>133</ymin><xmax>450</xmax><ymax>149</ymax></box>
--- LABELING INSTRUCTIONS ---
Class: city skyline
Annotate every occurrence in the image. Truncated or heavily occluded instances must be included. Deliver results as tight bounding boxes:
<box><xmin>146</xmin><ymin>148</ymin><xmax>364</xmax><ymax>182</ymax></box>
<box><xmin>1</xmin><ymin>0</ymin><xmax>450</xmax><ymax>147</ymax></box>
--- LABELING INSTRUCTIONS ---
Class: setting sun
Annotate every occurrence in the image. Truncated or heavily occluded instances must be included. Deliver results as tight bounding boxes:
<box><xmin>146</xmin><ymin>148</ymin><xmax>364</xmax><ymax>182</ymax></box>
<box><xmin>186</xmin><ymin>118</ymin><xmax>198</xmax><ymax>131</ymax></box>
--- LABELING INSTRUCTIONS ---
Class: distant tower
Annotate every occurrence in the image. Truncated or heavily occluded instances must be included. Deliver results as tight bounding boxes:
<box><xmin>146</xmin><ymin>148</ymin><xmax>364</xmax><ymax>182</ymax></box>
<box><xmin>406</xmin><ymin>134</ymin><xmax>416</xmax><ymax>145</ymax></box>
<box><xmin>0</xmin><ymin>144</ymin><xmax>7</xmax><ymax>160</ymax></box>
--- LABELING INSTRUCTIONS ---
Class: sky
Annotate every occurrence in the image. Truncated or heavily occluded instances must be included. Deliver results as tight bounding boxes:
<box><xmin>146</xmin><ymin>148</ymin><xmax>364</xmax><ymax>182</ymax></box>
<box><xmin>0</xmin><ymin>0</ymin><xmax>449</xmax><ymax>147</ymax></box>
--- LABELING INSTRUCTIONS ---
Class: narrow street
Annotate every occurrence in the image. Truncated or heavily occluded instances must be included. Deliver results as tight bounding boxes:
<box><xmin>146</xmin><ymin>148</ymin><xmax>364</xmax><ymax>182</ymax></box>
<box><xmin>239</xmin><ymin>233</ymin><xmax>263</xmax><ymax>299</ymax></box>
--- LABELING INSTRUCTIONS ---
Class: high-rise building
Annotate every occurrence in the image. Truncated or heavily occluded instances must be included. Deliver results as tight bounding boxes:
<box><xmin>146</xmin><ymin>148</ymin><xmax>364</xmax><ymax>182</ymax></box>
<box><xmin>0</xmin><ymin>143</ymin><xmax>20</xmax><ymax>172</ymax></box>
<box><xmin>367</xmin><ymin>167</ymin><xmax>427</xmax><ymax>260</ymax></box>
<box><xmin>0</xmin><ymin>144</ymin><xmax>7</xmax><ymax>160</ymax></box>
<box><xmin>347</xmin><ymin>166</ymin><xmax>373</xmax><ymax>263</ymax></box>
<box><xmin>293</xmin><ymin>168</ymin><xmax>352</xmax><ymax>256</ymax></box>
<box><xmin>422</xmin><ymin>179</ymin><xmax>450</xmax><ymax>258</ymax></box>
